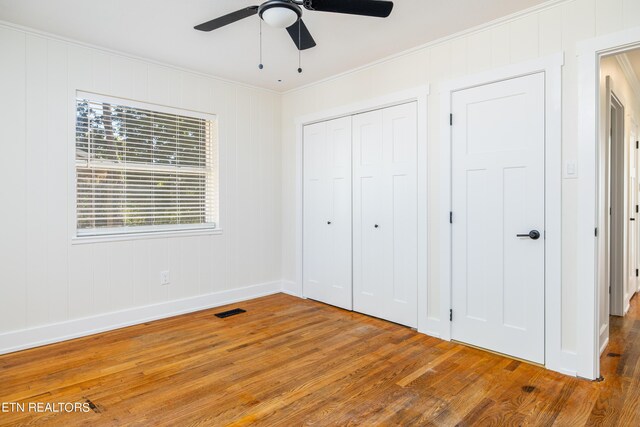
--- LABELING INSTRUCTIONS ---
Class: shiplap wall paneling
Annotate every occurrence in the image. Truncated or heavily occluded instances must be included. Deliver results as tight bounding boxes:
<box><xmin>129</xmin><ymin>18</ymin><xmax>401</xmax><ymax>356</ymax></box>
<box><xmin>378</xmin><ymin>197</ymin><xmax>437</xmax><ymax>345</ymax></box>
<box><xmin>0</xmin><ymin>25</ymin><xmax>282</xmax><ymax>345</ymax></box>
<box><xmin>47</xmin><ymin>39</ymin><xmax>70</xmax><ymax>325</ymax></box>
<box><xmin>26</xmin><ymin>34</ymin><xmax>49</xmax><ymax>326</ymax></box>
<box><xmin>0</xmin><ymin>28</ymin><xmax>26</xmax><ymax>332</ymax></box>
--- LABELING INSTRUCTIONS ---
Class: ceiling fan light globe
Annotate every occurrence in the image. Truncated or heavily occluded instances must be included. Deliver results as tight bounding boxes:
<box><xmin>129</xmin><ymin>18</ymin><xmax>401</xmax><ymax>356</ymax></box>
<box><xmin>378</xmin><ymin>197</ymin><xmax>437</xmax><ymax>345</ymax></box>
<box><xmin>262</xmin><ymin>7</ymin><xmax>299</xmax><ymax>28</ymax></box>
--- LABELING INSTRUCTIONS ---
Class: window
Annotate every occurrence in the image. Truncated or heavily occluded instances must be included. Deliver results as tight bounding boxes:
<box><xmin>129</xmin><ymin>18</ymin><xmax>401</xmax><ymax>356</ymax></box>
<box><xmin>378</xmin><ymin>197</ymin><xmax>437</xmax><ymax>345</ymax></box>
<box><xmin>75</xmin><ymin>93</ymin><xmax>218</xmax><ymax>237</ymax></box>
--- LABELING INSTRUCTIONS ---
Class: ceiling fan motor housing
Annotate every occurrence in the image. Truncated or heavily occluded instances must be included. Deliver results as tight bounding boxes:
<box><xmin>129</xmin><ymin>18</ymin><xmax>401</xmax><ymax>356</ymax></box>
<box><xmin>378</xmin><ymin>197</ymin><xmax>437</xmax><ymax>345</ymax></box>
<box><xmin>259</xmin><ymin>0</ymin><xmax>302</xmax><ymax>28</ymax></box>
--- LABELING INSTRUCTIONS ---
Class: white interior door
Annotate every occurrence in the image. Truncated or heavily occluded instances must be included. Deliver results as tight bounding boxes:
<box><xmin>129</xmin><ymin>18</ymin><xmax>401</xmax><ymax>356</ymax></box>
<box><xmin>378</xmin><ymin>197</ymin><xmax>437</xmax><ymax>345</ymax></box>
<box><xmin>451</xmin><ymin>73</ymin><xmax>545</xmax><ymax>364</ymax></box>
<box><xmin>353</xmin><ymin>102</ymin><xmax>418</xmax><ymax>327</ymax></box>
<box><xmin>628</xmin><ymin>125</ymin><xmax>638</xmax><ymax>300</ymax></box>
<box><xmin>633</xmin><ymin>121</ymin><xmax>640</xmax><ymax>295</ymax></box>
<box><xmin>609</xmin><ymin>93</ymin><xmax>625</xmax><ymax>317</ymax></box>
<box><xmin>303</xmin><ymin>117</ymin><xmax>352</xmax><ymax>310</ymax></box>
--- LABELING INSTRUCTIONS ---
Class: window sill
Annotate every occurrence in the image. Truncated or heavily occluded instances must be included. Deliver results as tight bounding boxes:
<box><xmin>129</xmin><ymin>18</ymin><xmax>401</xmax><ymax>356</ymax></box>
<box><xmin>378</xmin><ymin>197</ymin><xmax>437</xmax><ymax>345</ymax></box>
<box><xmin>71</xmin><ymin>228</ymin><xmax>223</xmax><ymax>245</ymax></box>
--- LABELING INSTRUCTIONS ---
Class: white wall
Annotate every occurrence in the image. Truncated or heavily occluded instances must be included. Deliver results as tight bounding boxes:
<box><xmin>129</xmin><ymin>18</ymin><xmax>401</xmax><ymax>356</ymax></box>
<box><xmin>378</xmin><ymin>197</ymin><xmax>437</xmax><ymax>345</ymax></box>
<box><xmin>280</xmin><ymin>0</ymin><xmax>640</xmax><ymax>371</ymax></box>
<box><xmin>0</xmin><ymin>24</ymin><xmax>282</xmax><ymax>349</ymax></box>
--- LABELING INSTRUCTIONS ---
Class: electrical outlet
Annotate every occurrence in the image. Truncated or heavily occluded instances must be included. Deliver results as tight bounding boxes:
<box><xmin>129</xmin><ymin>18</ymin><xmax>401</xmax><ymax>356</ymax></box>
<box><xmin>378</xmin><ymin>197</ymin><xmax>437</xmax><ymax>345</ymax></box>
<box><xmin>160</xmin><ymin>270</ymin><xmax>170</xmax><ymax>286</ymax></box>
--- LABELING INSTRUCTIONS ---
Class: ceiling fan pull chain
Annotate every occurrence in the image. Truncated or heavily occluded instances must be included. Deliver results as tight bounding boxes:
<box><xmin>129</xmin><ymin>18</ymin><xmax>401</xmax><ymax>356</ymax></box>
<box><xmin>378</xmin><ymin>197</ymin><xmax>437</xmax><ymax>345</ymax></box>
<box><xmin>297</xmin><ymin>18</ymin><xmax>302</xmax><ymax>73</ymax></box>
<box><xmin>258</xmin><ymin>18</ymin><xmax>264</xmax><ymax>70</ymax></box>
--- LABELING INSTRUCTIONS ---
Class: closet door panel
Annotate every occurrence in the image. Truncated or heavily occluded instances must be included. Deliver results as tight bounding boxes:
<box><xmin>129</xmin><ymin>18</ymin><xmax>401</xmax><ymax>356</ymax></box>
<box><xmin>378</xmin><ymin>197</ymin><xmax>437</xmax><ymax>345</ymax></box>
<box><xmin>353</xmin><ymin>103</ymin><xmax>418</xmax><ymax>328</ymax></box>
<box><xmin>353</xmin><ymin>110</ymin><xmax>385</xmax><ymax>315</ymax></box>
<box><xmin>383</xmin><ymin>103</ymin><xmax>418</xmax><ymax>326</ymax></box>
<box><xmin>359</xmin><ymin>175</ymin><xmax>385</xmax><ymax>296</ymax></box>
<box><xmin>303</xmin><ymin>122</ymin><xmax>329</xmax><ymax>301</ymax></box>
<box><xmin>325</xmin><ymin>117</ymin><xmax>352</xmax><ymax>307</ymax></box>
<box><xmin>303</xmin><ymin>117</ymin><xmax>352</xmax><ymax>310</ymax></box>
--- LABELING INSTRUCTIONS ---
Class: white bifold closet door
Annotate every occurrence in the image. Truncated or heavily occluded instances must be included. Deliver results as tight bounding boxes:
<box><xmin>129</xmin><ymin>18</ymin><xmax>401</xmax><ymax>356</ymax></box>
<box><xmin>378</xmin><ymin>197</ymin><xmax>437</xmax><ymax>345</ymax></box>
<box><xmin>352</xmin><ymin>102</ymin><xmax>418</xmax><ymax>327</ymax></box>
<box><xmin>303</xmin><ymin>117</ymin><xmax>353</xmax><ymax>310</ymax></box>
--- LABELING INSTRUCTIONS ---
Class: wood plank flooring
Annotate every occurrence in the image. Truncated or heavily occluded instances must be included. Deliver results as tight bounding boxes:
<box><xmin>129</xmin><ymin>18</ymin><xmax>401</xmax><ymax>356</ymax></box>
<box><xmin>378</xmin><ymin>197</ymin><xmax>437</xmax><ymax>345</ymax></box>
<box><xmin>1</xmin><ymin>293</ymin><xmax>639</xmax><ymax>426</ymax></box>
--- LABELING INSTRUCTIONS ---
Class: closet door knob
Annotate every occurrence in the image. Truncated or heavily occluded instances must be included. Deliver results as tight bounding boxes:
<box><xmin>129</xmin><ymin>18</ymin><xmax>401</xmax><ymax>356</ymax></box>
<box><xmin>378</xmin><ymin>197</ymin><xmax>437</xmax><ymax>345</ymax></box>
<box><xmin>327</xmin><ymin>221</ymin><xmax>332</xmax><ymax>225</ymax></box>
<box><xmin>374</xmin><ymin>224</ymin><xmax>379</xmax><ymax>228</ymax></box>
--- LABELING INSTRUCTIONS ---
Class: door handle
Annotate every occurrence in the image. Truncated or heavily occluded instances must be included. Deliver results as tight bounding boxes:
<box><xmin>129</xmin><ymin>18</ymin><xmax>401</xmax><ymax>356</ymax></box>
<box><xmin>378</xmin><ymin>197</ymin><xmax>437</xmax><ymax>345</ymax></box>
<box><xmin>516</xmin><ymin>230</ymin><xmax>540</xmax><ymax>240</ymax></box>
<box><xmin>374</xmin><ymin>224</ymin><xmax>379</xmax><ymax>228</ymax></box>
<box><xmin>327</xmin><ymin>221</ymin><xmax>332</xmax><ymax>225</ymax></box>
<box><xmin>631</xmin><ymin>218</ymin><xmax>636</xmax><ymax>221</ymax></box>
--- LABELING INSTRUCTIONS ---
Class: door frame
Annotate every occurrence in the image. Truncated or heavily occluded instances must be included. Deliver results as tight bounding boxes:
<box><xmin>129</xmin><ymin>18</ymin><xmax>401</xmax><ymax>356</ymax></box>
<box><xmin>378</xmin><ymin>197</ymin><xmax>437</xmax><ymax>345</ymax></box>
<box><xmin>291</xmin><ymin>86</ymin><xmax>429</xmax><ymax>331</ymax></box>
<box><xmin>439</xmin><ymin>54</ymin><xmax>565</xmax><ymax>374</ymax></box>
<box><xmin>577</xmin><ymin>26</ymin><xmax>640</xmax><ymax>381</ymax></box>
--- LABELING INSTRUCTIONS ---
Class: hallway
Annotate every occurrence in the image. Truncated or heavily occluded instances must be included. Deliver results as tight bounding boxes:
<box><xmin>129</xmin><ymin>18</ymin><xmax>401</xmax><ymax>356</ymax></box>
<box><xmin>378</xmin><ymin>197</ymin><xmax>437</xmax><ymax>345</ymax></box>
<box><xmin>595</xmin><ymin>293</ymin><xmax>640</xmax><ymax>424</ymax></box>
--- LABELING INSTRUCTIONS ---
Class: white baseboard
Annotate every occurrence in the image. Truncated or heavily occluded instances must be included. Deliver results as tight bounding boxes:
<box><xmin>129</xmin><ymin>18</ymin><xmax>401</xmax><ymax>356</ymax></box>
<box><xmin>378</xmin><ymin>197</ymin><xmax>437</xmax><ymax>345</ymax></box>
<box><xmin>420</xmin><ymin>329</ymin><xmax>441</xmax><ymax>339</ymax></box>
<box><xmin>281</xmin><ymin>280</ymin><xmax>302</xmax><ymax>297</ymax></box>
<box><xmin>0</xmin><ymin>280</ymin><xmax>283</xmax><ymax>356</ymax></box>
<box><xmin>600</xmin><ymin>336</ymin><xmax>610</xmax><ymax>356</ymax></box>
<box><xmin>549</xmin><ymin>350</ymin><xmax>578</xmax><ymax>377</ymax></box>
<box><xmin>419</xmin><ymin>317</ymin><xmax>443</xmax><ymax>339</ymax></box>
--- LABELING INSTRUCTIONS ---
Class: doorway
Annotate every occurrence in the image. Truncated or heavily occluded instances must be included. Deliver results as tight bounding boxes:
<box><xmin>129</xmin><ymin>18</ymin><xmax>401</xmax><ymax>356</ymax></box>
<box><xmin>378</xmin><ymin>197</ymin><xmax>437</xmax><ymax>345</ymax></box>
<box><xmin>576</xmin><ymin>27</ymin><xmax>640</xmax><ymax>380</ymax></box>
<box><xmin>598</xmin><ymin>48</ymin><xmax>640</xmax><ymax>355</ymax></box>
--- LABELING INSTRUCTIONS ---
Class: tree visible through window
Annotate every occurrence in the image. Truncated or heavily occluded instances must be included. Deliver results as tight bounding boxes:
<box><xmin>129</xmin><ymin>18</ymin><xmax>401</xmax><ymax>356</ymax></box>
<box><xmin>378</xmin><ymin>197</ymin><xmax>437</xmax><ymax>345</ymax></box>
<box><xmin>75</xmin><ymin>95</ymin><xmax>218</xmax><ymax>236</ymax></box>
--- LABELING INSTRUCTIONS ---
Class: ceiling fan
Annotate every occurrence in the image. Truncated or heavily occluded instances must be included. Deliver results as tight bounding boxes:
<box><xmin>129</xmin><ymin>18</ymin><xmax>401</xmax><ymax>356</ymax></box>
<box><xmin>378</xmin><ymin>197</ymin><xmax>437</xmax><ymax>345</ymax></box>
<box><xmin>194</xmin><ymin>0</ymin><xmax>394</xmax><ymax>51</ymax></box>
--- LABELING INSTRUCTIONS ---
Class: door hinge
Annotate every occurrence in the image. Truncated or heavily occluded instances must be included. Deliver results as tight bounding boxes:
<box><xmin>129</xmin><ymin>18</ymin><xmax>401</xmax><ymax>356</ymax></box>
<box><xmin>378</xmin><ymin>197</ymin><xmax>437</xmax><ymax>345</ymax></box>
<box><xmin>449</xmin><ymin>309</ymin><xmax>453</xmax><ymax>322</ymax></box>
<box><xmin>449</xmin><ymin>211</ymin><xmax>453</xmax><ymax>224</ymax></box>
<box><xmin>450</xmin><ymin>114</ymin><xmax>453</xmax><ymax>126</ymax></box>
<box><xmin>636</xmin><ymin>205</ymin><xmax>638</xmax><ymax>214</ymax></box>
<box><xmin>609</xmin><ymin>285</ymin><xmax>611</xmax><ymax>294</ymax></box>
<box><xmin>595</xmin><ymin>227</ymin><xmax>598</xmax><ymax>237</ymax></box>
<box><xmin>636</xmin><ymin>269</ymin><xmax>638</xmax><ymax>277</ymax></box>
<box><xmin>636</xmin><ymin>140</ymin><xmax>638</xmax><ymax>149</ymax></box>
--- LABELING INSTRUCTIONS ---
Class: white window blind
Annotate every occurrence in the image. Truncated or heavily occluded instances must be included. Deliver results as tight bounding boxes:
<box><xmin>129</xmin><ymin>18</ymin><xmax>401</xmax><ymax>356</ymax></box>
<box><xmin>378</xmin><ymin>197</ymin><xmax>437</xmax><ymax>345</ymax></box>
<box><xmin>75</xmin><ymin>94</ymin><xmax>218</xmax><ymax>237</ymax></box>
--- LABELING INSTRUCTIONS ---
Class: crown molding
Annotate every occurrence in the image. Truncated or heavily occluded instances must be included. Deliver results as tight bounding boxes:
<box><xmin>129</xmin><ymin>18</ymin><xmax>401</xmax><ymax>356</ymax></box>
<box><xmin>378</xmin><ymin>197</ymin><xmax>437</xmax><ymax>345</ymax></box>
<box><xmin>0</xmin><ymin>19</ymin><xmax>281</xmax><ymax>95</ymax></box>
<box><xmin>616</xmin><ymin>53</ymin><xmax>640</xmax><ymax>101</ymax></box>
<box><xmin>283</xmin><ymin>0</ymin><xmax>571</xmax><ymax>95</ymax></box>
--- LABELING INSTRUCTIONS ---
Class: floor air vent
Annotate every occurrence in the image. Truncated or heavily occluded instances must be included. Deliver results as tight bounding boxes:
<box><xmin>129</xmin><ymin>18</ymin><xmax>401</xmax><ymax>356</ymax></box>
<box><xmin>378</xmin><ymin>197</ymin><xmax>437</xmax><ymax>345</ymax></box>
<box><xmin>215</xmin><ymin>308</ymin><xmax>246</xmax><ymax>318</ymax></box>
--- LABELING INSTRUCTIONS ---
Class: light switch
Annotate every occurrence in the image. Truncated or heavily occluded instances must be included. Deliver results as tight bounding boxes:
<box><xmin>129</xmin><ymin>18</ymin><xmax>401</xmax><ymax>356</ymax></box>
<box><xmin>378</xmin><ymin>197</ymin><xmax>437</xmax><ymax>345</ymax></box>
<box><xmin>565</xmin><ymin>160</ymin><xmax>577</xmax><ymax>178</ymax></box>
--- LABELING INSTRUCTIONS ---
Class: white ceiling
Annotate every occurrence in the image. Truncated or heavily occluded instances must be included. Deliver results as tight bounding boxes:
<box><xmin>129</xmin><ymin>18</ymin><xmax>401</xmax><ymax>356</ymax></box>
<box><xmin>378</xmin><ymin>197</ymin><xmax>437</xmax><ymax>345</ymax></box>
<box><xmin>0</xmin><ymin>0</ymin><xmax>550</xmax><ymax>91</ymax></box>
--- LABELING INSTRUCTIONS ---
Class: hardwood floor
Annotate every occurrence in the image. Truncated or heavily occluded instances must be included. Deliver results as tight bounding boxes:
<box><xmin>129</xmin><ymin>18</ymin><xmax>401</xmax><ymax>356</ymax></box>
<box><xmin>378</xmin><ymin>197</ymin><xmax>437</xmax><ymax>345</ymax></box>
<box><xmin>1</xmin><ymin>293</ymin><xmax>640</xmax><ymax>426</ymax></box>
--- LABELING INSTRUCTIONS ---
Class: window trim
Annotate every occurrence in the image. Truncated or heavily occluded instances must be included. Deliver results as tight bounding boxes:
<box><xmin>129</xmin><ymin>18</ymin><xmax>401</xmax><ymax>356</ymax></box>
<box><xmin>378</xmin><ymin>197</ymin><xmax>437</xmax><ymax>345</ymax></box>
<box><xmin>70</xmin><ymin>90</ymin><xmax>221</xmax><ymax>243</ymax></box>
<box><xmin>71</xmin><ymin>226</ymin><xmax>223</xmax><ymax>245</ymax></box>
<box><xmin>76</xmin><ymin>91</ymin><xmax>216</xmax><ymax>122</ymax></box>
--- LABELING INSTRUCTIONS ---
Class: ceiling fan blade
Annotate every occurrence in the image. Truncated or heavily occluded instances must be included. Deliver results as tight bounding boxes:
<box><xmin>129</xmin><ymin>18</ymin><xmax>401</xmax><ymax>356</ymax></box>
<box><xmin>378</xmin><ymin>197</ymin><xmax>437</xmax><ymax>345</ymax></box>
<box><xmin>194</xmin><ymin>6</ymin><xmax>258</xmax><ymax>32</ymax></box>
<box><xmin>303</xmin><ymin>0</ymin><xmax>393</xmax><ymax>18</ymax></box>
<box><xmin>286</xmin><ymin>19</ymin><xmax>317</xmax><ymax>50</ymax></box>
